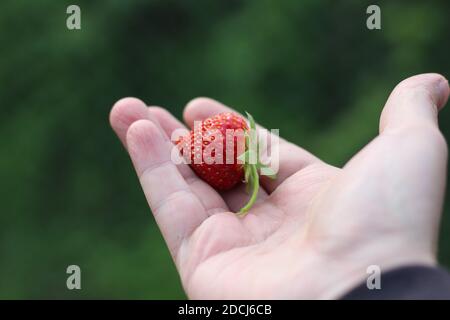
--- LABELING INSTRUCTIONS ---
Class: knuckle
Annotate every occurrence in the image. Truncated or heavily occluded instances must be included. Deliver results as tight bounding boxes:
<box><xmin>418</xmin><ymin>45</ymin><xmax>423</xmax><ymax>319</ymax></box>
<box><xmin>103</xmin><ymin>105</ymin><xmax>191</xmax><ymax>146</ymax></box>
<box><xmin>393</xmin><ymin>79</ymin><xmax>440</xmax><ymax>107</ymax></box>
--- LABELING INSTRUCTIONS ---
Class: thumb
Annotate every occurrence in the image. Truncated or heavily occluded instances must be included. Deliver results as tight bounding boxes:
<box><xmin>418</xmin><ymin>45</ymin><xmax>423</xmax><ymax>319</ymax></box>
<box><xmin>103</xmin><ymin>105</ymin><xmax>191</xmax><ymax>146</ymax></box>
<box><xmin>380</xmin><ymin>73</ymin><xmax>449</xmax><ymax>133</ymax></box>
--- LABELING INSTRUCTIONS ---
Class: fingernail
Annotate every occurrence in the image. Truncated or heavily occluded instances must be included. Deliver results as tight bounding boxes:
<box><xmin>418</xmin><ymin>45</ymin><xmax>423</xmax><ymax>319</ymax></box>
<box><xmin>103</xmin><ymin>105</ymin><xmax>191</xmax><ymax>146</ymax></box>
<box><xmin>436</xmin><ymin>78</ymin><xmax>449</xmax><ymax>109</ymax></box>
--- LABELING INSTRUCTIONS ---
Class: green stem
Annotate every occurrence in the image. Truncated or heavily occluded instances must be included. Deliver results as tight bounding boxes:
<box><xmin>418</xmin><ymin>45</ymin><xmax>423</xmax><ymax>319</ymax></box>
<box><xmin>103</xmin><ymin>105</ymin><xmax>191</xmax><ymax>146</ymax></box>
<box><xmin>238</xmin><ymin>164</ymin><xmax>259</xmax><ymax>215</ymax></box>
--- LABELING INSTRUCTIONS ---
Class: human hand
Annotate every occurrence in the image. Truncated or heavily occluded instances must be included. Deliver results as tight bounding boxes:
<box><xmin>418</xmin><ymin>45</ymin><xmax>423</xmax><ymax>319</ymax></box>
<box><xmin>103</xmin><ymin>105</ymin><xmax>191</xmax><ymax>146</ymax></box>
<box><xmin>109</xmin><ymin>73</ymin><xmax>449</xmax><ymax>299</ymax></box>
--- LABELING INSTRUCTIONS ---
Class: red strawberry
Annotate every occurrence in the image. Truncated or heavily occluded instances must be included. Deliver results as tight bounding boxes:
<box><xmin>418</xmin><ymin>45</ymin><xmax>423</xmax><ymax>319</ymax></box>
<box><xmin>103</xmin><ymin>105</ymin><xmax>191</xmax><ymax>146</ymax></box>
<box><xmin>176</xmin><ymin>112</ymin><xmax>271</xmax><ymax>215</ymax></box>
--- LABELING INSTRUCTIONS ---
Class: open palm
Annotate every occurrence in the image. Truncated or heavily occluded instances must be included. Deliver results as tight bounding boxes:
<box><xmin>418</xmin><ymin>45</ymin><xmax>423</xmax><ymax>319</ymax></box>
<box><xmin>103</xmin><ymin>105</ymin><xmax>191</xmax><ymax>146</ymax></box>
<box><xmin>110</xmin><ymin>73</ymin><xmax>449</xmax><ymax>299</ymax></box>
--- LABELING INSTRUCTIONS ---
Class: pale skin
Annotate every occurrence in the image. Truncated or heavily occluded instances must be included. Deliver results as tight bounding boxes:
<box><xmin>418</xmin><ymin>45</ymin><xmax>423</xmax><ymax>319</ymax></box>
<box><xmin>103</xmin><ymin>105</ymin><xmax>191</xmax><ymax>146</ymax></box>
<box><xmin>110</xmin><ymin>73</ymin><xmax>449</xmax><ymax>299</ymax></box>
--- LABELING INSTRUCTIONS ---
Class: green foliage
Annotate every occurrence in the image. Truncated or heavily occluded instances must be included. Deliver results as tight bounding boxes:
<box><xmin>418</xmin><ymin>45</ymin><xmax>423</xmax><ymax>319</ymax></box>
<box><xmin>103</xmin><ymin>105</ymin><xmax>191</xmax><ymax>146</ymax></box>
<box><xmin>1</xmin><ymin>0</ymin><xmax>449</xmax><ymax>298</ymax></box>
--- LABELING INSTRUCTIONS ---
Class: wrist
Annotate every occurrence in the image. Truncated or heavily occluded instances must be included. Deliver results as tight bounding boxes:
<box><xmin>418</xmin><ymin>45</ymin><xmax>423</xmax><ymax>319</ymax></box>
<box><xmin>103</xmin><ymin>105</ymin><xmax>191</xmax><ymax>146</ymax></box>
<box><xmin>296</xmin><ymin>242</ymin><xmax>436</xmax><ymax>299</ymax></box>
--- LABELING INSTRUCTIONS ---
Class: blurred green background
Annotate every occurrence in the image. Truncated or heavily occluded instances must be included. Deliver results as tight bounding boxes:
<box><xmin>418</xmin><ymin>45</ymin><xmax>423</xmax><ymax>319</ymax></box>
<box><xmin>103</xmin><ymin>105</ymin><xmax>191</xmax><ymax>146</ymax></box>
<box><xmin>1</xmin><ymin>0</ymin><xmax>449</xmax><ymax>298</ymax></box>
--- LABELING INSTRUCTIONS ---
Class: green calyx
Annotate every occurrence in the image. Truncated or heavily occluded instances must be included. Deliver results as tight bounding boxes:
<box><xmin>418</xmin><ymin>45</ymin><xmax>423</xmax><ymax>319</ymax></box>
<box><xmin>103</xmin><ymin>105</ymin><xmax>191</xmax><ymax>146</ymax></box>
<box><xmin>237</xmin><ymin>112</ymin><xmax>276</xmax><ymax>217</ymax></box>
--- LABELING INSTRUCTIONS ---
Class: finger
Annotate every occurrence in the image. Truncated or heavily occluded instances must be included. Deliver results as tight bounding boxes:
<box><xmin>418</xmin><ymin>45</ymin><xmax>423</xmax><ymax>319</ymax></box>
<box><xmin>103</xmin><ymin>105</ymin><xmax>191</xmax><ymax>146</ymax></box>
<box><xmin>147</xmin><ymin>108</ymin><xmax>283</xmax><ymax>247</ymax></box>
<box><xmin>149</xmin><ymin>106</ymin><xmax>267</xmax><ymax>211</ymax></box>
<box><xmin>109</xmin><ymin>97</ymin><xmax>149</xmax><ymax>148</ymax></box>
<box><xmin>341</xmin><ymin>74</ymin><xmax>449</xmax><ymax>250</ymax></box>
<box><xmin>109</xmin><ymin>99</ymin><xmax>228</xmax><ymax>215</ymax></box>
<box><xmin>346</xmin><ymin>73</ymin><xmax>449</xmax><ymax>176</ymax></box>
<box><xmin>126</xmin><ymin>119</ymin><xmax>209</xmax><ymax>257</ymax></box>
<box><xmin>380</xmin><ymin>73</ymin><xmax>449</xmax><ymax>133</ymax></box>
<box><xmin>183</xmin><ymin>97</ymin><xmax>321</xmax><ymax>193</ymax></box>
<box><xmin>148</xmin><ymin>106</ymin><xmax>186</xmax><ymax>137</ymax></box>
<box><xmin>148</xmin><ymin>107</ymin><xmax>229</xmax><ymax>214</ymax></box>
